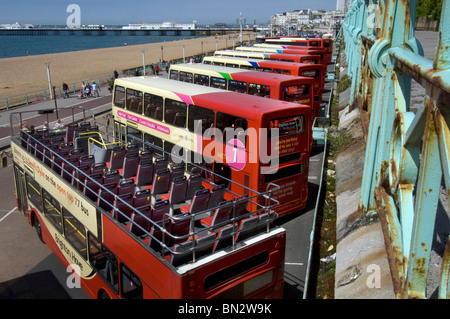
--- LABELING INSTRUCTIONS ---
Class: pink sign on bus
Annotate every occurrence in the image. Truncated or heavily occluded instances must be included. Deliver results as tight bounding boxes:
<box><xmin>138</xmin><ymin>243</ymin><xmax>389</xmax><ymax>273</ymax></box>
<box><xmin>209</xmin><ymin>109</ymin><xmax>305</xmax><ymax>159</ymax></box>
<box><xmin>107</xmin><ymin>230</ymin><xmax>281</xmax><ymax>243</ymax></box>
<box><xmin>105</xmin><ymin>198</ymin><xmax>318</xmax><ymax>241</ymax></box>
<box><xmin>117</xmin><ymin>110</ymin><xmax>170</xmax><ymax>135</ymax></box>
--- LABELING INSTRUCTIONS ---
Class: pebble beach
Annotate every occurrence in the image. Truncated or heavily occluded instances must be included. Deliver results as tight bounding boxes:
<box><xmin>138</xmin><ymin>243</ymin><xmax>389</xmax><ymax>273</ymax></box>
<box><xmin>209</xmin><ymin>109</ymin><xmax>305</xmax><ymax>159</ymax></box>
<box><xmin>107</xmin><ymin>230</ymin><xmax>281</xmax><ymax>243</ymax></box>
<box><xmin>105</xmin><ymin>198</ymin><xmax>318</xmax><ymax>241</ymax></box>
<box><xmin>0</xmin><ymin>33</ymin><xmax>254</xmax><ymax>99</ymax></box>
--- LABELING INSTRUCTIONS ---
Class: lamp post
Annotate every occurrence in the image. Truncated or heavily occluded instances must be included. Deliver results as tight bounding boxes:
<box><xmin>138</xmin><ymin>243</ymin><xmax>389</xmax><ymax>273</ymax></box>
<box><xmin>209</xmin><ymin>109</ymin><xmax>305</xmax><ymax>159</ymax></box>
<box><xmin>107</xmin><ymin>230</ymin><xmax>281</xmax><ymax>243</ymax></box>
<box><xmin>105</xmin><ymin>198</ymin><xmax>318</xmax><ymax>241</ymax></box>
<box><xmin>44</xmin><ymin>61</ymin><xmax>53</xmax><ymax>100</ymax></box>
<box><xmin>142</xmin><ymin>50</ymin><xmax>145</xmax><ymax>76</ymax></box>
<box><xmin>160</xmin><ymin>46</ymin><xmax>164</xmax><ymax>62</ymax></box>
<box><xmin>236</xmin><ymin>12</ymin><xmax>246</xmax><ymax>46</ymax></box>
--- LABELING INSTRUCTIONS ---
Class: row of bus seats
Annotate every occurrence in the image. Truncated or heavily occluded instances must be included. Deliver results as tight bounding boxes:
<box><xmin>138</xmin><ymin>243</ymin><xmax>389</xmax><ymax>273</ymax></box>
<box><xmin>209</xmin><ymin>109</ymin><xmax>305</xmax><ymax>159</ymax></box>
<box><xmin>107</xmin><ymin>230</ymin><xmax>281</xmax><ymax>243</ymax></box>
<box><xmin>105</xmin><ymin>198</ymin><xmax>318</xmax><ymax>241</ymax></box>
<box><xmin>167</xmin><ymin>210</ymin><xmax>277</xmax><ymax>267</ymax></box>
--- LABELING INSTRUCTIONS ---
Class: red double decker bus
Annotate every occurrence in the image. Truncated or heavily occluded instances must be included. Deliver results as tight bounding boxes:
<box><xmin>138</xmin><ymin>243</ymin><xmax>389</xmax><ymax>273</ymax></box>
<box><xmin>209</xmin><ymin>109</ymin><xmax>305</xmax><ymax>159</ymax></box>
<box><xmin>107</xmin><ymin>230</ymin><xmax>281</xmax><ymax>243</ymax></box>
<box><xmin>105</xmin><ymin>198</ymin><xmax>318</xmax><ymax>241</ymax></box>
<box><xmin>168</xmin><ymin>63</ymin><xmax>314</xmax><ymax>107</ymax></box>
<box><xmin>203</xmin><ymin>56</ymin><xmax>324</xmax><ymax>117</ymax></box>
<box><xmin>10</xmin><ymin>104</ymin><xmax>287</xmax><ymax>299</ymax></box>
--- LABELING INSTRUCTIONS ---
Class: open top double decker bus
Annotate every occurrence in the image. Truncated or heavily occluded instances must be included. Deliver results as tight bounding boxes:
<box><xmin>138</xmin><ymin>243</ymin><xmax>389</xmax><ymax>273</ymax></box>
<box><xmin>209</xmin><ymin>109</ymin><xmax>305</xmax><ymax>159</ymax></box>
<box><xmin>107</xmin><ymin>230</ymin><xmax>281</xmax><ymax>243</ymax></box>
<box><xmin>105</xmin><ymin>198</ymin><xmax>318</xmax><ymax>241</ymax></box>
<box><xmin>168</xmin><ymin>63</ymin><xmax>314</xmax><ymax>108</ymax></box>
<box><xmin>10</xmin><ymin>104</ymin><xmax>286</xmax><ymax>299</ymax></box>
<box><xmin>202</xmin><ymin>56</ymin><xmax>324</xmax><ymax>115</ymax></box>
<box><xmin>112</xmin><ymin>77</ymin><xmax>312</xmax><ymax>217</ymax></box>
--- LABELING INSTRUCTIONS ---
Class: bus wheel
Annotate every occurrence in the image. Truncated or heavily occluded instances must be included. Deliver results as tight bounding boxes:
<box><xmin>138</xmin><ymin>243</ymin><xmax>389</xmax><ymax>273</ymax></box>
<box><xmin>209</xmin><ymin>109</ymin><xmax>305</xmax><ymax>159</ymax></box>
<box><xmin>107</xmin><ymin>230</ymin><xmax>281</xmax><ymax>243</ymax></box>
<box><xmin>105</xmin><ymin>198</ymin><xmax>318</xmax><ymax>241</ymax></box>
<box><xmin>33</xmin><ymin>214</ymin><xmax>45</xmax><ymax>244</ymax></box>
<box><xmin>98</xmin><ymin>290</ymin><xmax>111</xmax><ymax>299</ymax></box>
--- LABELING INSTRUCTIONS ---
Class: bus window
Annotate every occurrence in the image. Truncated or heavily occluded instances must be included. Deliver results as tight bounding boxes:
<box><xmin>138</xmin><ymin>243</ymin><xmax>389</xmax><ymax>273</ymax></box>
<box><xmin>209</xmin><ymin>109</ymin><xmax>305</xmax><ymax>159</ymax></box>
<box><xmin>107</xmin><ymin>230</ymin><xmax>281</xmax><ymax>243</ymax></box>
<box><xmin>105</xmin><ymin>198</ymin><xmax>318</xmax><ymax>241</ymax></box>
<box><xmin>309</xmin><ymin>41</ymin><xmax>319</xmax><ymax>47</ymax></box>
<box><xmin>114</xmin><ymin>85</ymin><xmax>125</xmax><ymax>108</ymax></box>
<box><xmin>302</xmin><ymin>70</ymin><xmax>320</xmax><ymax>79</ymax></box>
<box><xmin>227</xmin><ymin>63</ymin><xmax>239</xmax><ymax>68</ymax></box>
<box><xmin>180</xmin><ymin>71</ymin><xmax>193</xmax><ymax>83</ymax></box>
<box><xmin>213</xmin><ymin>162</ymin><xmax>231</xmax><ymax>188</ymax></box>
<box><xmin>269</xmin><ymin>115</ymin><xmax>304</xmax><ymax>138</ymax></box>
<box><xmin>249</xmin><ymin>83</ymin><xmax>270</xmax><ymax>97</ymax></box>
<box><xmin>165</xmin><ymin>99</ymin><xmax>187</xmax><ymax>128</ymax></box>
<box><xmin>144</xmin><ymin>93</ymin><xmax>164</xmax><ymax>121</ymax></box>
<box><xmin>63</xmin><ymin>207</ymin><xmax>87</xmax><ymax>259</ymax></box>
<box><xmin>273</xmin><ymin>69</ymin><xmax>291</xmax><ymax>75</ymax></box>
<box><xmin>239</xmin><ymin>65</ymin><xmax>253</xmax><ymax>70</ymax></box>
<box><xmin>121</xmin><ymin>264</ymin><xmax>143</xmax><ymax>299</ymax></box>
<box><xmin>212</xmin><ymin>62</ymin><xmax>224</xmax><ymax>66</ymax></box>
<box><xmin>188</xmin><ymin>104</ymin><xmax>215</xmax><ymax>134</ymax></box>
<box><xmin>203</xmin><ymin>60</ymin><xmax>211</xmax><ymax>64</ymax></box>
<box><xmin>144</xmin><ymin>133</ymin><xmax>163</xmax><ymax>156</ymax></box>
<box><xmin>265</xmin><ymin>163</ymin><xmax>303</xmax><ymax>184</ymax></box>
<box><xmin>43</xmin><ymin>189</ymin><xmax>63</xmax><ymax>233</ymax></box>
<box><xmin>194</xmin><ymin>74</ymin><xmax>209</xmax><ymax>86</ymax></box>
<box><xmin>228</xmin><ymin>80</ymin><xmax>247</xmax><ymax>93</ymax></box>
<box><xmin>216</xmin><ymin>112</ymin><xmax>248</xmax><ymax>144</ymax></box>
<box><xmin>126</xmin><ymin>126</ymin><xmax>142</xmax><ymax>147</ymax></box>
<box><xmin>126</xmin><ymin>88</ymin><xmax>143</xmax><ymax>114</ymax></box>
<box><xmin>211</xmin><ymin>77</ymin><xmax>226</xmax><ymax>89</ymax></box>
<box><xmin>89</xmin><ymin>234</ymin><xmax>119</xmax><ymax>293</ymax></box>
<box><xmin>26</xmin><ymin>175</ymin><xmax>43</xmax><ymax>211</ymax></box>
<box><xmin>283</xmin><ymin>84</ymin><xmax>310</xmax><ymax>100</ymax></box>
<box><xmin>256</xmin><ymin>67</ymin><xmax>272</xmax><ymax>73</ymax></box>
<box><xmin>169</xmin><ymin>70</ymin><xmax>179</xmax><ymax>80</ymax></box>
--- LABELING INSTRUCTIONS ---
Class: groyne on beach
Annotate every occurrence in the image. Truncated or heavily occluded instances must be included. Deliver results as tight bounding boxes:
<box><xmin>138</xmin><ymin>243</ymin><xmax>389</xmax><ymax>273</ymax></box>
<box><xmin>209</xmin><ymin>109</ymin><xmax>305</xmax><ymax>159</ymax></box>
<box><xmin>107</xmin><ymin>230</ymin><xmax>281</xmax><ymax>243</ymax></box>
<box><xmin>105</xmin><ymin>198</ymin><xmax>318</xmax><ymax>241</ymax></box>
<box><xmin>0</xmin><ymin>32</ymin><xmax>255</xmax><ymax>107</ymax></box>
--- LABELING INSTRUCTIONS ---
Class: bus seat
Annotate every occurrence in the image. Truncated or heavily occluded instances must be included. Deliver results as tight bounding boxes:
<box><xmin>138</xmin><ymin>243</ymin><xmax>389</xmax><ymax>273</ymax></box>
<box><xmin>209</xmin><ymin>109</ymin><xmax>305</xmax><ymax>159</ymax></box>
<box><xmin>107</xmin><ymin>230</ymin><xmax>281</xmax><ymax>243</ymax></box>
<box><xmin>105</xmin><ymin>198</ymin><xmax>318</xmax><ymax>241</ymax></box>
<box><xmin>129</xmin><ymin>206</ymin><xmax>152</xmax><ymax>237</ymax></box>
<box><xmin>170</xmin><ymin>165</ymin><xmax>185</xmax><ymax>184</ymax></box>
<box><xmin>44</xmin><ymin>144</ymin><xmax>59</xmax><ymax>168</ymax></box>
<box><xmin>62</xmin><ymin>157</ymin><xmax>80</xmax><ymax>183</ymax></box>
<box><xmin>151</xmin><ymin>199</ymin><xmax>170</xmax><ymax>223</ymax></box>
<box><xmin>122</xmin><ymin>153</ymin><xmax>139</xmax><ymax>179</ymax></box>
<box><xmin>80</xmin><ymin>154</ymin><xmax>95</xmax><ymax>170</ymax></box>
<box><xmin>69</xmin><ymin>148</ymin><xmax>84</xmax><ymax>162</ymax></box>
<box><xmin>206</xmin><ymin>185</ymin><xmax>226</xmax><ymax>210</ymax></box>
<box><xmin>235</xmin><ymin>215</ymin><xmax>259</xmax><ymax>243</ymax></box>
<box><xmin>51</xmin><ymin>151</ymin><xmax>68</xmax><ymax>175</ymax></box>
<box><xmin>117</xmin><ymin>178</ymin><xmax>136</xmax><ymax>197</ymax></box>
<box><xmin>168</xmin><ymin>214</ymin><xmax>192</xmax><ymax>246</ymax></box>
<box><xmin>195</xmin><ymin>233</ymin><xmax>217</xmax><ymax>259</ymax></box>
<box><xmin>200</xmin><ymin>201</ymin><xmax>233</xmax><ymax>229</ymax></box>
<box><xmin>256</xmin><ymin>210</ymin><xmax>277</xmax><ymax>234</ymax></box>
<box><xmin>84</xmin><ymin>173</ymin><xmax>103</xmax><ymax>203</ymax></box>
<box><xmin>139</xmin><ymin>150</ymin><xmax>153</xmax><ymax>163</ymax></box>
<box><xmin>136</xmin><ymin>161</ymin><xmax>154</xmax><ymax>188</ymax></box>
<box><xmin>213</xmin><ymin>225</ymin><xmax>234</xmax><ymax>252</ymax></box>
<box><xmin>179</xmin><ymin>188</ymin><xmax>210</xmax><ymax>215</ymax></box>
<box><xmin>186</xmin><ymin>173</ymin><xmax>203</xmax><ymax>199</ymax></box>
<box><xmin>113</xmin><ymin>193</ymin><xmax>133</xmax><ymax>223</ymax></box>
<box><xmin>103</xmin><ymin>169</ymin><xmax>121</xmax><ymax>185</ymax></box>
<box><xmin>154</xmin><ymin>157</ymin><xmax>168</xmax><ymax>173</ymax></box>
<box><xmin>98</xmin><ymin>182</ymin><xmax>118</xmax><ymax>212</ymax></box>
<box><xmin>234</xmin><ymin>195</ymin><xmax>249</xmax><ymax>218</ymax></box>
<box><xmin>170</xmin><ymin>240</ymin><xmax>194</xmax><ymax>267</ymax></box>
<box><xmin>74</xmin><ymin>164</ymin><xmax>90</xmax><ymax>191</ymax></box>
<box><xmin>150</xmin><ymin>168</ymin><xmax>171</xmax><ymax>204</ymax></box>
<box><xmin>91</xmin><ymin>162</ymin><xmax>108</xmax><ymax>176</ymax></box>
<box><xmin>161</xmin><ymin>176</ymin><xmax>187</xmax><ymax>205</ymax></box>
<box><xmin>65</xmin><ymin>123</ymin><xmax>78</xmax><ymax>144</ymax></box>
<box><xmin>133</xmin><ymin>189</ymin><xmax>151</xmax><ymax>208</ymax></box>
<box><xmin>109</xmin><ymin>146</ymin><xmax>126</xmax><ymax>170</ymax></box>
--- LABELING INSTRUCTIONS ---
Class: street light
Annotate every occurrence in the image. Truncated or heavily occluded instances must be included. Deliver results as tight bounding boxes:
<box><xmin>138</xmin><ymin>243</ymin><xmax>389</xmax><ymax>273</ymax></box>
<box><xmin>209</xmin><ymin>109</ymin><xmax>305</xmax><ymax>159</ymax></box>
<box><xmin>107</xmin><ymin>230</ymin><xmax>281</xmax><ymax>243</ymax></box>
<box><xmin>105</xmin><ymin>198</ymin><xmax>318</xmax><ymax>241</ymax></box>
<box><xmin>142</xmin><ymin>49</ymin><xmax>145</xmax><ymax>76</ymax></box>
<box><xmin>44</xmin><ymin>61</ymin><xmax>53</xmax><ymax>100</ymax></box>
<box><xmin>236</xmin><ymin>12</ymin><xmax>246</xmax><ymax>46</ymax></box>
<box><xmin>160</xmin><ymin>46</ymin><xmax>164</xmax><ymax>62</ymax></box>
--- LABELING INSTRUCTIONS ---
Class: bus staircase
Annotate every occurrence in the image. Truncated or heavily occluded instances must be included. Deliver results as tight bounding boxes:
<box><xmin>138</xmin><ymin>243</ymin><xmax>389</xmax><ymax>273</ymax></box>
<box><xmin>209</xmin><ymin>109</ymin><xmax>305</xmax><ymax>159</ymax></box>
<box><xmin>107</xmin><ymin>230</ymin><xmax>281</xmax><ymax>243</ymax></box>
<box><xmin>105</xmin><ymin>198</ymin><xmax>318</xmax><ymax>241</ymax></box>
<box><xmin>336</xmin><ymin>0</ymin><xmax>450</xmax><ymax>298</ymax></box>
<box><xmin>10</xmin><ymin>105</ymin><xmax>284</xmax><ymax>272</ymax></box>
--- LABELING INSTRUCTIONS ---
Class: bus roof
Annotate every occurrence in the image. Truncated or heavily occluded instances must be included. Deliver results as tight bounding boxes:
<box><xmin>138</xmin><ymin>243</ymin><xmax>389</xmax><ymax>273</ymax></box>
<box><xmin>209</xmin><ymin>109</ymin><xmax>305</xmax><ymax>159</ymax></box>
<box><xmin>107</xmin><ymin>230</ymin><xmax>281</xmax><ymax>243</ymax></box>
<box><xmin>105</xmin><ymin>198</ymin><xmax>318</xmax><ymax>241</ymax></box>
<box><xmin>114</xmin><ymin>76</ymin><xmax>305</xmax><ymax>119</ymax></box>
<box><xmin>202</xmin><ymin>55</ymin><xmax>314</xmax><ymax>68</ymax></box>
<box><xmin>170</xmin><ymin>63</ymin><xmax>313</xmax><ymax>84</ymax></box>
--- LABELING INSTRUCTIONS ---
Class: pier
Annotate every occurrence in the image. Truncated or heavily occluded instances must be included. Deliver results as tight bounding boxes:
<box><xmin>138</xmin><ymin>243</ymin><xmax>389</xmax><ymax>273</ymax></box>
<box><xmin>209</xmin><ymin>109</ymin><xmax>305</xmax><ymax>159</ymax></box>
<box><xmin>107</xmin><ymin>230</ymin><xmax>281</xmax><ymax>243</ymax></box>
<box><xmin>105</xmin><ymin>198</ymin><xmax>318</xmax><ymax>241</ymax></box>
<box><xmin>0</xmin><ymin>27</ymin><xmax>246</xmax><ymax>37</ymax></box>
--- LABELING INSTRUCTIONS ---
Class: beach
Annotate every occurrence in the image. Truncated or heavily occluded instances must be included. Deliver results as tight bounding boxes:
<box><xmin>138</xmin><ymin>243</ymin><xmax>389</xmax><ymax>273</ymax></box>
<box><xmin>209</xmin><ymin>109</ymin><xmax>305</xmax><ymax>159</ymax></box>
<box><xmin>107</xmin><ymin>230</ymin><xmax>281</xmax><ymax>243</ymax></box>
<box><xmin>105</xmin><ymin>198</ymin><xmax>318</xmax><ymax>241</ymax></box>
<box><xmin>0</xmin><ymin>32</ymin><xmax>255</xmax><ymax>100</ymax></box>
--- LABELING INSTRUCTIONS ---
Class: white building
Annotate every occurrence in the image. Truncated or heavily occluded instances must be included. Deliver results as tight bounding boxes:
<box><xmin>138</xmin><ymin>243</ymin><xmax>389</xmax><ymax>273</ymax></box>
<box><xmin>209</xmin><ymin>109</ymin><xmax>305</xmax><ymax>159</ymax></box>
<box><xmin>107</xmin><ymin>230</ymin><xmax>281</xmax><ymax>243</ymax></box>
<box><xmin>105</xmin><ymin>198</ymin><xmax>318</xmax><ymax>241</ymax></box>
<box><xmin>123</xmin><ymin>21</ymin><xmax>197</xmax><ymax>30</ymax></box>
<box><xmin>0</xmin><ymin>21</ymin><xmax>34</xmax><ymax>29</ymax></box>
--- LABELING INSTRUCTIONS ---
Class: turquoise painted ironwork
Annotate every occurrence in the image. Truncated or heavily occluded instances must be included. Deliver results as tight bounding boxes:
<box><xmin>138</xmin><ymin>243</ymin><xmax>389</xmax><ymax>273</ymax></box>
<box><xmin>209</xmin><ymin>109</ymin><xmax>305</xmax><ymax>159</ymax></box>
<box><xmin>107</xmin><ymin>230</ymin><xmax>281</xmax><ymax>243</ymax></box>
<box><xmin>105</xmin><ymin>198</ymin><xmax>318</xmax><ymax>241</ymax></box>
<box><xmin>342</xmin><ymin>0</ymin><xmax>450</xmax><ymax>298</ymax></box>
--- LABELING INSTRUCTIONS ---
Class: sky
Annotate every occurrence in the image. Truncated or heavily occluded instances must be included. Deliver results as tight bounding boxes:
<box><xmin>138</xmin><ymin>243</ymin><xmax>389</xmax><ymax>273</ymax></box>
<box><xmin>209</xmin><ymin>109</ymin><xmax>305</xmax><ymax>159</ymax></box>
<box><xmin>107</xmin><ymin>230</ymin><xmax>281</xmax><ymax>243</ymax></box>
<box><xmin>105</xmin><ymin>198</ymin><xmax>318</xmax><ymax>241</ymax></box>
<box><xmin>0</xmin><ymin>0</ymin><xmax>337</xmax><ymax>26</ymax></box>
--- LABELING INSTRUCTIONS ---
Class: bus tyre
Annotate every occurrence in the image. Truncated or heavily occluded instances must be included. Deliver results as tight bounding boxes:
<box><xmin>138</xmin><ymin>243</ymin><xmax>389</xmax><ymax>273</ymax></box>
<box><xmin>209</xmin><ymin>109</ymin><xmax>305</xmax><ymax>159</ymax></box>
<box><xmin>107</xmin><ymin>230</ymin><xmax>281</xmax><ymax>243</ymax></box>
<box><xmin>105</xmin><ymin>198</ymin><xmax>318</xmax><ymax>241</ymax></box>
<box><xmin>33</xmin><ymin>214</ymin><xmax>45</xmax><ymax>244</ymax></box>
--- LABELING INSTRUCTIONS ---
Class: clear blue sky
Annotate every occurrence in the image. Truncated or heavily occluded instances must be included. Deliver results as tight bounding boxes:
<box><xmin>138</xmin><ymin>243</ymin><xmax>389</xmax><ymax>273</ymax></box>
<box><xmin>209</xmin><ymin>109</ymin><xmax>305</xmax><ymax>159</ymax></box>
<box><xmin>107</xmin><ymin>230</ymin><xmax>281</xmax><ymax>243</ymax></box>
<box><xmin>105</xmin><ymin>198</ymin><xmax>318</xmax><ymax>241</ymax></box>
<box><xmin>0</xmin><ymin>0</ymin><xmax>336</xmax><ymax>26</ymax></box>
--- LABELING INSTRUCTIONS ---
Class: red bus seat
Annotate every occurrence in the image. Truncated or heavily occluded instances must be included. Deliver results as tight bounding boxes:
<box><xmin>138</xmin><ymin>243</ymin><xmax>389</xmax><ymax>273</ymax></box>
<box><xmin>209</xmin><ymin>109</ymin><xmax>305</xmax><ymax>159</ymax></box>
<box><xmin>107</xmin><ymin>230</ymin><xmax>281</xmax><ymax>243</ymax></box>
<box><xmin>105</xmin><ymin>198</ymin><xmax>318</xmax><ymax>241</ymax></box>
<box><xmin>200</xmin><ymin>201</ymin><xmax>233</xmax><ymax>229</ymax></box>
<box><xmin>180</xmin><ymin>188</ymin><xmax>210</xmax><ymax>215</ymax></box>
<box><xmin>113</xmin><ymin>193</ymin><xmax>134</xmax><ymax>223</ymax></box>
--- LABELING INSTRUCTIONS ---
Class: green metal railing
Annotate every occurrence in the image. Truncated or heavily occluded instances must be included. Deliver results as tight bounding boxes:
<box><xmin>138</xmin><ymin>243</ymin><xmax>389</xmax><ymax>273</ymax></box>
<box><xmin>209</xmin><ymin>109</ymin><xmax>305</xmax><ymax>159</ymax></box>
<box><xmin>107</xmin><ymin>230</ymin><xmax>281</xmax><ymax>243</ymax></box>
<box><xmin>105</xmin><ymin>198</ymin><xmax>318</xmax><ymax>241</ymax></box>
<box><xmin>342</xmin><ymin>0</ymin><xmax>450</xmax><ymax>298</ymax></box>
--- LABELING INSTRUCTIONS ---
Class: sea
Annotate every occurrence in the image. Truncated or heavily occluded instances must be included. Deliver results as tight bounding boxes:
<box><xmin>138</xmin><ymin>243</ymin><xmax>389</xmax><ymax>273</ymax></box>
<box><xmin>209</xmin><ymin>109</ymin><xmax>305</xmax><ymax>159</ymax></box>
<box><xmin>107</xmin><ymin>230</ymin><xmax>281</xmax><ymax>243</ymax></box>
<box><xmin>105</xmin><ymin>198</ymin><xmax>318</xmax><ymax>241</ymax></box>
<box><xmin>0</xmin><ymin>34</ymin><xmax>201</xmax><ymax>59</ymax></box>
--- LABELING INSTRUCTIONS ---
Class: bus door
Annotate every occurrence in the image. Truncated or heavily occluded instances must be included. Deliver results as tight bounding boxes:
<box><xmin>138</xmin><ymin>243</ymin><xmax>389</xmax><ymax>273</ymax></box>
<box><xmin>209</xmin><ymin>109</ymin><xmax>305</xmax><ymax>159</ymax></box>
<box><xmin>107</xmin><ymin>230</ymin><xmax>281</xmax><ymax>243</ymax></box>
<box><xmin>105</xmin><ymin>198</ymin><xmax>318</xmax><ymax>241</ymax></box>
<box><xmin>13</xmin><ymin>165</ymin><xmax>28</xmax><ymax>217</ymax></box>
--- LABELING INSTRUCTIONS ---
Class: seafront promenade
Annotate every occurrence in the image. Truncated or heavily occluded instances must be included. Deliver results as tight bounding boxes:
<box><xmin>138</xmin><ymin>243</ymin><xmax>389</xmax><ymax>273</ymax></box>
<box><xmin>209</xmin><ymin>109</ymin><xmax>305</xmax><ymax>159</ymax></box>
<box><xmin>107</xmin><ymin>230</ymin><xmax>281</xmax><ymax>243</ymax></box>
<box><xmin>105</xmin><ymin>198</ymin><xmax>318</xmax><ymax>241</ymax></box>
<box><xmin>0</xmin><ymin>32</ymin><xmax>253</xmax><ymax>110</ymax></box>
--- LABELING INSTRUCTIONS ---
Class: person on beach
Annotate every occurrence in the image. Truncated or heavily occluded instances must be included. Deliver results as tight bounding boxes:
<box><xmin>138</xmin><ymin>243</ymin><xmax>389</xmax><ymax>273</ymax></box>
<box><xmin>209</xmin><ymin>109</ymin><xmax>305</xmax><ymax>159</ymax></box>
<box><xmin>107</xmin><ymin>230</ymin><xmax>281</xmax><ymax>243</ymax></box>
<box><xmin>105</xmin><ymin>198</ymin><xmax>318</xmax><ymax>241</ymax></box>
<box><xmin>81</xmin><ymin>81</ymin><xmax>86</xmax><ymax>98</ymax></box>
<box><xmin>85</xmin><ymin>82</ymin><xmax>92</xmax><ymax>97</ymax></box>
<box><xmin>63</xmin><ymin>82</ymin><xmax>69</xmax><ymax>99</ymax></box>
<box><xmin>114</xmin><ymin>70</ymin><xmax>119</xmax><ymax>79</ymax></box>
<box><xmin>154</xmin><ymin>63</ymin><xmax>160</xmax><ymax>75</ymax></box>
<box><xmin>92</xmin><ymin>81</ymin><xmax>101</xmax><ymax>97</ymax></box>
